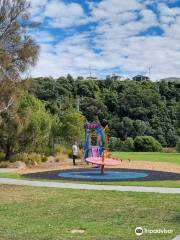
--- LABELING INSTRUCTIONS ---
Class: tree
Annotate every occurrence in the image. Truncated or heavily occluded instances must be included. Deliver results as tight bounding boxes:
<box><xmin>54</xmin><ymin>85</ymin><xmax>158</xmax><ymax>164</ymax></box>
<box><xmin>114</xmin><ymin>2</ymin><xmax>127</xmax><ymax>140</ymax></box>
<box><xmin>59</xmin><ymin>109</ymin><xmax>85</xmax><ymax>144</ymax></box>
<box><xmin>0</xmin><ymin>0</ymin><xmax>39</xmax><ymax>112</ymax></box>
<box><xmin>118</xmin><ymin>117</ymin><xmax>134</xmax><ymax>140</ymax></box>
<box><xmin>176</xmin><ymin>140</ymin><xmax>180</xmax><ymax>152</ymax></box>
<box><xmin>0</xmin><ymin>80</ymin><xmax>15</xmax><ymax>113</ymax></box>
<box><xmin>81</xmin><ymin>97</ymin><xmax>107</xmax><ymax>122</ymax></box>
<box><xmin>0</xmin><ymin>92</ymin><xmax>52</xmax><ymax>159</ymax></box>
<box><xmin>29</xmin><ymin>76</ymin><xmax>180</xmax><ymax>147</ymax></box>
<box><xmin>133</xmin><ymin>120</ymin><xmax>149</xmax><ymax>136</ymax></box>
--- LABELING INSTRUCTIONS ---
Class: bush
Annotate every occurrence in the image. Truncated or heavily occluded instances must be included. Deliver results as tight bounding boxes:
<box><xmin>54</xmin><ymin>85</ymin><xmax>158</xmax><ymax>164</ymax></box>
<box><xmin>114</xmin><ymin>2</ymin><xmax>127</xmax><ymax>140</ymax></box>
<box><xmin>10</xmin><ymin>153</ymin><xmax>48</xmax><ymax>165</ymax></box>
<box><xmin>176</xmin><ymin>140</ymin><xmax>180</xmax><ymax>152</ymax></box>
<box><xmin>10</xmin><ymin>153</ymin><xmax>29</xmax><ymax>163</ymax></box>
<box><xmin>134</xmin><ymin>136</ymin><xmax>162</xmax><ymax>152</ymax></box>
<box><xmin>0</xmin><ymin>161</ymin><xmax>9</xmax><ymax>168</ymax></box>
<box><xmin>109</xmin><ymin>137</ymin><xmax>122</xmax><ymax>151</ymax></box>
<box><xmin>54</xmin><ymin>144</ymin><xmax>71</xmax><ymax>156</ymax></box>
<box><xmin>0</xmin><ymin>152</ymin><xmax>5</xmax><ymax>162</ymax></box>
<box><xmin>163</xmin><ymin>148</ymin><xmax>176</xmax><ymax>153</ymax></box>
<box><xmin>0</xmin><ymin>92</ymin><xmax>53</xmax><ymax>160</ymax></box>
<box><xmin>44</xmin><ymin>147</ymin><xmax>54</xmax><ymax>156</ymax></box>
<box><xmin>121</xmin><ymin>138</ymin><xmax>134</xmax><ymax>152</ymax></box>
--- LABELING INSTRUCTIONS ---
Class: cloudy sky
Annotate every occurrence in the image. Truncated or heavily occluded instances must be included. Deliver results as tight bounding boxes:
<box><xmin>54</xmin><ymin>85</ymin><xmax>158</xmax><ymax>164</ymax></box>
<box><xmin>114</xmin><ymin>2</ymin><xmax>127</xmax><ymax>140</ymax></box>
<box><xmin>29</xmin><ymin>0</ymin><xmax>180</xmax><ymax>80</ymax></box>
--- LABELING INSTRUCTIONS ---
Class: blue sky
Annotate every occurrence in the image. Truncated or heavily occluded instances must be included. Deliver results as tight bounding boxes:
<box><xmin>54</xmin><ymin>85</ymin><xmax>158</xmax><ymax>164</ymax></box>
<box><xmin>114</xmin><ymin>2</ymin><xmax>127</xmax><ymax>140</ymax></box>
<box><xmin>29</xmin><ymin>0</ymin><xmax>180</xmax><ymax>80</ymax></box>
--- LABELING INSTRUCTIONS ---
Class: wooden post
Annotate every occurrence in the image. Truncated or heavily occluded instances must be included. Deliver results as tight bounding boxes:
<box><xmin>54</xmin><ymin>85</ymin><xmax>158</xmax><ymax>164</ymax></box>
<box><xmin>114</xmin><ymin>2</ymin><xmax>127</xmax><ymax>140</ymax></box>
<box><xmin>101</xmin><ymin>150</ymin><xmax>105</xmax><ymax>175</ymax></box>
<box><xmin>100</xmin><ymin>164</ymin><xmax>104</xmax><ymax>175</ymax></box>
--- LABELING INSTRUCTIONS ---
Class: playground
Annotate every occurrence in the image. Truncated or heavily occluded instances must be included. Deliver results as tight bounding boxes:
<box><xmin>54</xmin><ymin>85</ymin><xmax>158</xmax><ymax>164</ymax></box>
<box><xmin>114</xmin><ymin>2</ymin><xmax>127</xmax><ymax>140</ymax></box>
<box><xmin>23</xmin><ymin>168</ymin><xmax>180</xmax><ymax>182</ymax></box>
<box><xmin>20</xmin><ymin>121</ymin><xmax>180</xmax><ymax>184</ymax></box>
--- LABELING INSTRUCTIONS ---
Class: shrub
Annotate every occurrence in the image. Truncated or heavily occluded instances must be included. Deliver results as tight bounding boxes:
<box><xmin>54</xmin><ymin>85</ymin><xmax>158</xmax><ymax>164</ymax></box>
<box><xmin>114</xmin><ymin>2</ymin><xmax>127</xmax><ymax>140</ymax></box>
<box><xmin>0</xmin><ymin>152</ymin><xmax>5</xmax><ymax>162</ymax></box>
<box><xmin>134</xmin><ymin>136</ymin><xmax>162</xmax><ymax>152</ymax></box>
<box><xmin>122</xmin><ymin>138</ymin><xmax>134</xmax><ymax>152</ymax></box>
<box><xmin>44</xmin><ymin>147</ymin><xmax>54</xmax><ymax>156</ymax></box>
<box><xmin>109</xmin><ymin>137</ymin><xmax>122</xmax><ymax>151</ymax></box>
<box><xmin>10</xmin><ymin>153</ymin><xmax>29</xmax><ymax>163</ymax></box>
<box><xmin>54</xmin><ymin>144</ymin><xmax>71</xmax><ymax>156</ymax></box>
<box><xmin>0</xmin><ymin>92</ymin><xmax>53</xmax><ymax>160</ymax></box>
<box><xmin>176</xmin><ymin>140</ymin><xmax>180</xmax><ymax>153</ymax></box>
<box><xmin>163</xmin><ymin>148</ymin><xmax>176</xmax><ymax>153</ymax></box>
<box><xmin>10</xmin><ymin>153</ymin><xmax>48</xmax><ymax>165</ymax></box>
<box><xmin>28</xmin><ymin>153</ymin><xmax>42</xmax><ymax>164</ymax></box>
<box><xmin>0</xmin><ymin>161</ymin><xmax>9</xmax><ymax>168</ymax></box>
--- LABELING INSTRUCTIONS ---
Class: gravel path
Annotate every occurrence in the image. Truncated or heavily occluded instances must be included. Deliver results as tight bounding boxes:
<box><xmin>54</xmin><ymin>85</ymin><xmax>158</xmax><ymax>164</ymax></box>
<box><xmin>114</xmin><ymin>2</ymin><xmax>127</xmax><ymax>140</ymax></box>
<box><xmin>172</xmin><ymin>235</ymin><xmax>180</xmax><ymax>240</ymax></box>
<box><xmin>0</xmin><ymin>178</ymin><xmax>180</xmax><ymax>194</ymax></box>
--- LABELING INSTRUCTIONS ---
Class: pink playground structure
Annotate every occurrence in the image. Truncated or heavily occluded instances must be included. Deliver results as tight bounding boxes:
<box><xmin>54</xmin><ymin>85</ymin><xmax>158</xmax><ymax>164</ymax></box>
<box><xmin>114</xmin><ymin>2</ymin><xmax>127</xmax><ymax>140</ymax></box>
<box><xmin>84</xmin><ymin>121</ymin><xmax>119</xmax><ymax>174</ymax></box>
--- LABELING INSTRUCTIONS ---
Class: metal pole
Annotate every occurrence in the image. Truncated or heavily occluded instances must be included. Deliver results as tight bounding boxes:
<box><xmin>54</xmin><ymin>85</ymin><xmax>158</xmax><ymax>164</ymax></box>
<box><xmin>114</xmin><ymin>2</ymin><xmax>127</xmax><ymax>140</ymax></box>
<box><xmin>77</xmin><ymin>96</ymin><xmax>80</xmax><ymax>112</ymax></box>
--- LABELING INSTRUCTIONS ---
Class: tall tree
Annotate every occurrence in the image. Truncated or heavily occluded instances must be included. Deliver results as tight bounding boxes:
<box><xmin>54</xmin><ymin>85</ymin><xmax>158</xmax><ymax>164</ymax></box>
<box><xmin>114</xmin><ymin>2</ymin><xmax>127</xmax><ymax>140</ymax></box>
<box><xmin>0</xmin><ymin>0</ymin><xmax>39</xmax><ymax>112</ymax></box>
<box><xmin>0</xmin><ymin>92</ymin><xmax>53</xmax><ymax>159</ymax></box>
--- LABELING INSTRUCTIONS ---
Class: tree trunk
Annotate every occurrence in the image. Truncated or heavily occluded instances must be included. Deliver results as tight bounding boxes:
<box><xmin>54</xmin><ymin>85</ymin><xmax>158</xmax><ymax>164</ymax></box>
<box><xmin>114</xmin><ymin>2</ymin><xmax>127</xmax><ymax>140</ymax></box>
<box><xmin>5</xmin><ymin>144</ymin><xmax>12</xmax><ymax>160</ymax></box>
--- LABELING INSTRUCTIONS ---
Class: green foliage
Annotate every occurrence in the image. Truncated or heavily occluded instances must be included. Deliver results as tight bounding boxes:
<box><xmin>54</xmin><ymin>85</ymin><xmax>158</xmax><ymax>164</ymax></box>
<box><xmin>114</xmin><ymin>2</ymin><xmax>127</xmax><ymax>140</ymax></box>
<box><xmin>54</xmin><ymin>144</ymin><xmax>71</xmax><ymax>156</ymax></box>
<box><xmin>109</xmin><ymin>137</ymin><xmax>134</xmax><ymax>152</ymax></box>
<box><xmin>176</xmin><ymin>140</ymin><xmax>180</xmax><ymax>152</ymax></box>
<box><xmin>28</xmin><ymin>77</ymin><xmax>180</xmax><ymax>148</ymax></box>
<box><xmin>109</xmin><ymin>137</ymin><xmax>122</xmax><ymax>151</ymax></box>
<box><xmin>18</xmin><ymin>93</ymin><xmax>53</xmax><ymax>153</ymax></box>
<box><xmin>10</xmin><ymin>152</ymin><xmax>47</xmax><ymax>165</ymax></box>
<box><xmin>122</xmin><ymin>137</ymin><xmax>135</xmax><ymax>152</ymax></box>
<box><xmin>134</xmin><ymin>136</ymin><xmax>162</xmax><ymax>152</ymax></box>
<box><xmin>59</xmin><ymin>109</ymin><xmax>85</xmax><ymax>144</ymax></box>
<box><xmin>0</xmin><ymin>0</ymin><xmax>39</xmax><ymax>81</ymax></box>
<box><xmin>0</xmin><ymin>91</ymin><xmax>53</xmax><ymax>159</ymax></box>
<box><xmin>0</xmin><ymin>152</ymin><xmax>5</xmax><ymax>162</ymax></box>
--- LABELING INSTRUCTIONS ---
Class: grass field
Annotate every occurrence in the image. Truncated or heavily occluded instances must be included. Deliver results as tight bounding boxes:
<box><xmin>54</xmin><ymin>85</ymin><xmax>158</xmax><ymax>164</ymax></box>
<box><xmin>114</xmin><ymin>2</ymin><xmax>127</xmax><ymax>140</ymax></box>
<box><xmin>0</xmin><ymin>185</ymin><xmax>179</xmax><ymax>240</ymax></box>
<box><xmin>112</xmin><ymin>152</ymin><xmax>180</xmax><ymax>165</ymax></box>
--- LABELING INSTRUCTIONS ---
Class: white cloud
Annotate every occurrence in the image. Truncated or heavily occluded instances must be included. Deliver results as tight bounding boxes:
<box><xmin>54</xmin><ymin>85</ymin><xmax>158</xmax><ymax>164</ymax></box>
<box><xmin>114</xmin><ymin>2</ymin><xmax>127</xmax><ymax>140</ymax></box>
<box><xmin>30</xmin><ymin>31</ymin><xmax>55</xmax><ymax>43</ymax></box>
<box><xmin>29</xmin><ymin>0</ymin><xmax>48</xmax><ymax>22</ymax></box>
<box><xmin>43</xmin><ymin>0</ymin><xmax>88</xmax><ymax>28</ymax></box>
<box><xmin>30</xmin><ymin>0</ymin><xmax>180</xmax><ymax>80</ymax></box>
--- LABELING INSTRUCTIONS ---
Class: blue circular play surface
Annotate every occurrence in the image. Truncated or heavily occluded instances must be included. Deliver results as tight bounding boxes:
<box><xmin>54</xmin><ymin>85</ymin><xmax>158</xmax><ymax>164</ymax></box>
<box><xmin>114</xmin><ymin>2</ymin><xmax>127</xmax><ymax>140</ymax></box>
<box><xmin>58</xmin><ymin>170</ymin><xmax>148</xmax><ymax>180</ymax></box>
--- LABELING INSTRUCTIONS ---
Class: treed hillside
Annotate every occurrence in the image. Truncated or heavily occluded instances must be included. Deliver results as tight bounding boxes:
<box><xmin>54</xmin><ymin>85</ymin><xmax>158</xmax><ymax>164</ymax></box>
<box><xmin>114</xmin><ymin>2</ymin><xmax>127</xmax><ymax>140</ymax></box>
<box><xmin>160</xmin><ymin>77</ymin><xmax>180</xmax><ymax>82</ymax></box>
<box><xmin>29</xmin><ymin>76</ymin><xmax>180</xmax><ymax>147</ymax></box>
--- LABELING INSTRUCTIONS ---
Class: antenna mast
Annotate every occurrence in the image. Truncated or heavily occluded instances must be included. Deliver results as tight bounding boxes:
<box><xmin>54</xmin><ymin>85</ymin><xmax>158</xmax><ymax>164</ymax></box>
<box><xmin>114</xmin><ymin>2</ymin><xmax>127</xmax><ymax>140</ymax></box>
<box><xmin>89</xmin><ymin>65</ymin><xmax>92</xmax><ymax>78</ymax></box>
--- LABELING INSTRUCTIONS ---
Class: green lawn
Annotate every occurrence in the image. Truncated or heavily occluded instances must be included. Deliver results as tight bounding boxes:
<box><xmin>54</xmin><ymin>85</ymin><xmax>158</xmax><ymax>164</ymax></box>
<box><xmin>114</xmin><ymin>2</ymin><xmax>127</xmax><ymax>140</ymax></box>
<box><xmin>0</xmin><ymin>185</ymin><xmax>179</xmax><ymax>240</ymax></box>
<box><xmin>0</xmin><ymin>172</ymin><xmax>21</xmax><ymax>179</ymax></box>
<box><xmin>112</xmin><ymin>152</ymin><xmax>180</xmax><ymax>165</ymax></box>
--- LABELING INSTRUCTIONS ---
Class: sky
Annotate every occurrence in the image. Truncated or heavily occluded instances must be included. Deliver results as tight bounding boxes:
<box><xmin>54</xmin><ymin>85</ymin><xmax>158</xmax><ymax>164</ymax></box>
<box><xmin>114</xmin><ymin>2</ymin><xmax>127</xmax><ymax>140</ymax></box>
<box><xmin>29</xmin><ymin>0</ymin><xmax>180</xmax><ymax>80</ymax></box>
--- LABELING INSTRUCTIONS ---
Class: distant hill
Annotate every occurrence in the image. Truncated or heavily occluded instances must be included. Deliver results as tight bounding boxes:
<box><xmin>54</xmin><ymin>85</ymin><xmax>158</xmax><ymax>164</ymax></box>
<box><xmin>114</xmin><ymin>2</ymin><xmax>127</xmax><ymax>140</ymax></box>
<box><xmin>160</xmin><ymin>77</ymin><xmax>180</xmax><ymax>82</ymax></box>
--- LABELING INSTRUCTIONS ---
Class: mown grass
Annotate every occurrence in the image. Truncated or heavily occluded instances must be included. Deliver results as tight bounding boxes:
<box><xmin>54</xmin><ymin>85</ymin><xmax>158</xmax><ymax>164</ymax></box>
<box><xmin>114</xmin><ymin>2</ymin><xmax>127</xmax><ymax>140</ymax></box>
<box><xmin>0</xmin><ymin>185</ymin><xmax>179</xmax><ymax>240</ymax></box>
<box><xmin>112</xmin><ymin>152</ymin><xmax>180</xmax><ymax>165</ymax></box>
<box><xmin>0</xmin><ymin>172</ymin><xmax>21</xmax><ymax>179</ymax></box>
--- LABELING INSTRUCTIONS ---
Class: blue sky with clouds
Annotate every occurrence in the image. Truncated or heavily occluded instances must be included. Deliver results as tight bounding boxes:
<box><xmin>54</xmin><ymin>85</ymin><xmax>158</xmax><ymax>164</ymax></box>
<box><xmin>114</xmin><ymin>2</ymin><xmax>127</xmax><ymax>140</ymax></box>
<box><xmin>29</xmin><ymin>0</ymin><xmax>180</xmax><ymax>80</ymax></box>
